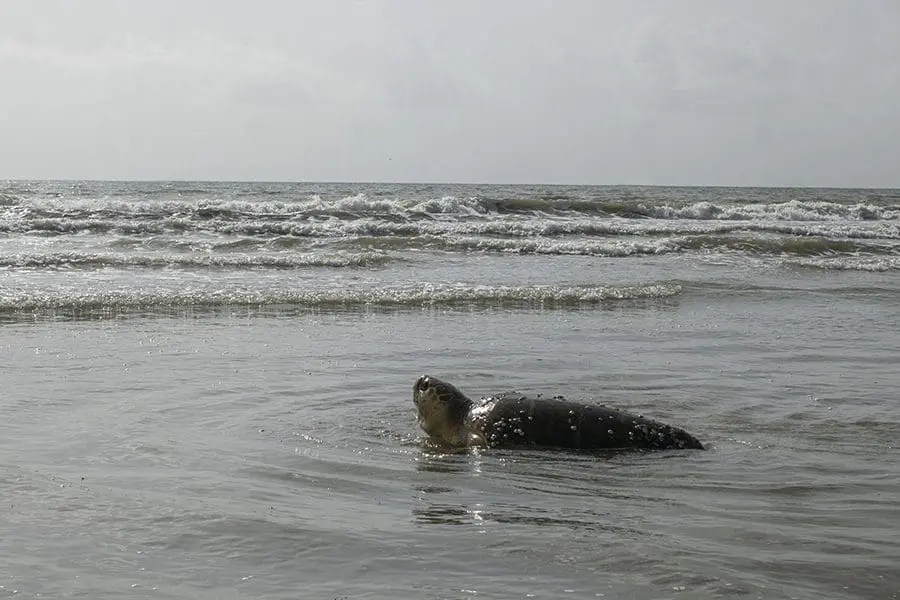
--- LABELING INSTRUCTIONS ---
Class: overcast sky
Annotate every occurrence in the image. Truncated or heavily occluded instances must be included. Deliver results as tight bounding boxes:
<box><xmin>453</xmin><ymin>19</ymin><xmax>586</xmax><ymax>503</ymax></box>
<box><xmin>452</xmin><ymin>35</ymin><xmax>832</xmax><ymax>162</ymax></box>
<box><xmin>1</xmin><ymin>1</ymin><xmax>898</xmax><ymax>186</ymax></box>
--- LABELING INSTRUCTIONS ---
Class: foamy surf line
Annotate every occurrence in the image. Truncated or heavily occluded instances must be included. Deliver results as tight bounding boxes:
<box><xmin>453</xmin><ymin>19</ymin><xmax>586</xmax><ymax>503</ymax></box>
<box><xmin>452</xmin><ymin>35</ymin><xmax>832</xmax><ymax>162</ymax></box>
<box><xmin>394</xmin><ymin>233</ymin><xmax>896</xmax><ymax>257</ymax></box>
<box><xmin>3</xmin><ymin>215</ymin><xmax>897</xmax><ymax>243</ymax></box>
<box><xmin>0</xmin><ymin>283</ymin><xmax>683</xmax><ymax>315</ymax></box>
<box><xmin>784</xmin><ymin>256</ymin><xmax>900</xmax><ymax>272</ymax></box>
<box><xmin>0</xmin><ymin>251</ymin><xmax>391</xmax><ymax>269</ymax></box>
<box><xmin>5</xmin><ymin>194</ymin><xmax>899</xmax><ymax>220</ymax></box>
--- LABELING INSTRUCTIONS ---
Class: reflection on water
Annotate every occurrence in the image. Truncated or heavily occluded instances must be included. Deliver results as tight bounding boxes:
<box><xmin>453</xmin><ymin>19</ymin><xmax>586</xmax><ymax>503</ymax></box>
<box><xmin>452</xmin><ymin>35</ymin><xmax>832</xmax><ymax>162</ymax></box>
<box><xmin>411</xmin><ymin>447</ymin><xmax>666</xmax><ymax>540</ymax></box>
<box><xmin>411</xmin><ymin>499</ymin><xmax>651</xmax><ymax>535</ymax></box>
<box><xmin>413</xmin><ymin>446</ymin><xmax>484</xmax><ymax>474</ymax></box>
<box><xmin>411</xmin><ymin>504</ymin><xmax>473</xmax><ymax>526</ymax></box>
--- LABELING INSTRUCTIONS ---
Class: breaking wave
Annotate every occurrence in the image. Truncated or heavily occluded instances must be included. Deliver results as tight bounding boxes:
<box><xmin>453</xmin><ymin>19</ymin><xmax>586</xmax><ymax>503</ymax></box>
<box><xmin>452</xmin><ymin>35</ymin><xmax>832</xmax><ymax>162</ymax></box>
<box><xmin>356</xmin><ymin>233</ymin><xmax>896</xmax><ymax>258</ymax></box>
<box><xmin>784</xmin><ymin>256</ymin><xmax>900</xmax><ymax>272</ymax></box>
<box><xmin>605</xmin><ymin>199</ymin><xmax>900</xmax><ymax>221</ymax></box>
<box><xmin>3</xmin><ymin>181</ymin><xmax>898</xmax><ymax>275</ymax></box>
<box><xmin>2</xmin><ymin>192</ymin><xmax>898</xmax><ymax>225</ymax></box>
<box><xmin>0</xmin><ymin>282</ymin><xmax>683</xmax><ymax>315</ymax></box>
<box><xmin>3</xmin><ymin>217</ymin><xmax>898</xmax><ymax>248</ymax></box>
<box><xmin>0</xmin><ymin>251</ymin><xmax>391</xmax><ymax>270</ymax></box>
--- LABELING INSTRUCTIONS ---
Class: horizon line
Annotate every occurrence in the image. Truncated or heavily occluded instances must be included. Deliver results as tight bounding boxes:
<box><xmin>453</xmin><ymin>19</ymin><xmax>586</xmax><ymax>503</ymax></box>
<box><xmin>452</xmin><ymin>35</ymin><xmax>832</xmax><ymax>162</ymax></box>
<box><xmin>3</xmin><ymin>177</ymin><xmax>898</xmax><ymax>191</ymax></box>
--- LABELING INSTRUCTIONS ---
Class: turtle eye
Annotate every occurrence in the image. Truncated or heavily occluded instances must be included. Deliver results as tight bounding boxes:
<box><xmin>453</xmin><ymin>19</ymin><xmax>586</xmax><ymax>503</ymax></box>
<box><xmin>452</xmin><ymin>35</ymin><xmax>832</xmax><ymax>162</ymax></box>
<box><xmin>416</xmin><ymin>376</ymin><xmax>430</xmax><ymax>392</ymax></box>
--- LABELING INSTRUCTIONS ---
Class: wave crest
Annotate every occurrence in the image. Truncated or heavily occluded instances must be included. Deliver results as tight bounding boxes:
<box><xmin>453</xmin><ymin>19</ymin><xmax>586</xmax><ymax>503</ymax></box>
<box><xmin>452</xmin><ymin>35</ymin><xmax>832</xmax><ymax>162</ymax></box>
<box><xmin>0</xmin><ymin>251</ymin><xmax>390</xmax><ymax>270</ymax></box>
<box><xmin>6</xmin><ymin>192</ymin><xmax>898</xmax><ymax>224</ymax></box>
<box><xmin>0</xmin><ymin>282</ymin><xmax>683</xmax><ymax>315</ymax></box>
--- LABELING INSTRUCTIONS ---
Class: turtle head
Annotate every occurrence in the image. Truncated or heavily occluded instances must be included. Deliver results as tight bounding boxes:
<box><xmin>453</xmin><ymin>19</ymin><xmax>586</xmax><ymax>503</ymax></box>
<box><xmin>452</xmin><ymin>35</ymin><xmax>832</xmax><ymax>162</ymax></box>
<box><xmin>413</xmin><ymin>375</ymin><xmax>473</xmax><ymax>445</ymax></box>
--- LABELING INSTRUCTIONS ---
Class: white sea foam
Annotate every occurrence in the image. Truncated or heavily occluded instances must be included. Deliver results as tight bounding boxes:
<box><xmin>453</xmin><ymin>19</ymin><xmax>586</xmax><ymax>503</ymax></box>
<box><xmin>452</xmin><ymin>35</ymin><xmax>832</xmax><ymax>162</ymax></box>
<box><xmin>5</xmin><ymin>192</ymin><xmax>897</xmax><ymax>222</ymax></box>
<box><xmin>6</xmin><ymin>215</ymin><xmax>894</xmax><ymax>246</ymax></box>
<box><xmin>2</xmin><ymin>185</ymin><xmax>897</xmax><ymax>272</ymax></box>
<box><xmin>630</xmin><ymin>200</ymin><xmax>899</xmax><ymax>221</ymax></box>
<box><xmin>439</xmin><ymin>236</ymin><xmax>684</xmax><ymax>256</ymax></box>
<box><xmin>0</xmin><ymin>282</ymin><xmax>683</xmax><ymax>313</ymax></box>
<box><xmin>0</xmin><ymin>251</ymin><xmax>390</xmax><ymax>269</ymax></box>
<box><xmin>785</xmin><ymin>256</ymin><xmax>900</xmax><ymax>272</ymax></box>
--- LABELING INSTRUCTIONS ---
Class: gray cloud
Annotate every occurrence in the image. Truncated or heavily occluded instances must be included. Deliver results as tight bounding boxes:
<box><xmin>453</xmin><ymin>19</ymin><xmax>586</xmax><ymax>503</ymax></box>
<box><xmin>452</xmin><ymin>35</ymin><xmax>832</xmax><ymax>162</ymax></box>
<box><xmin>1</xmin><ymin>0</ymin><xmax>898</xmax><ymax>185</ymax></box>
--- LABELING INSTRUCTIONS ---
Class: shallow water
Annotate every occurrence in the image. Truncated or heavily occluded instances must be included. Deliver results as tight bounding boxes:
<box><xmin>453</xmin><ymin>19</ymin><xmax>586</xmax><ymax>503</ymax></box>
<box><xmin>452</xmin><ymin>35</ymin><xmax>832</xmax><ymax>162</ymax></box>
<box><xmin>2</xmin><ymin>181</ymin><xmax>899</xmax><ymax>599</ymax></box>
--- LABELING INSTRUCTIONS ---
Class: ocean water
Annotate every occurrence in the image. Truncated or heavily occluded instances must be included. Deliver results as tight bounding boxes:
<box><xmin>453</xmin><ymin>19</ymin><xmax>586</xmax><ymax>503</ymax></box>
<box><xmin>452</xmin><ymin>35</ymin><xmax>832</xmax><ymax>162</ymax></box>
<box><xmin>1</xmin><ymin>180</ymin><xmax>899</xmax><ymax>599</ymax></box>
